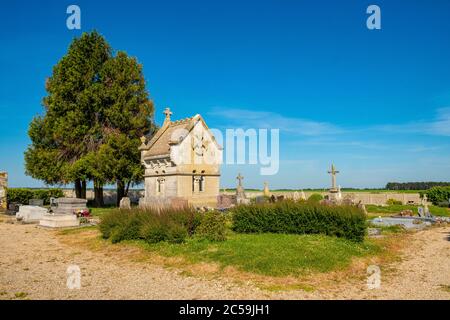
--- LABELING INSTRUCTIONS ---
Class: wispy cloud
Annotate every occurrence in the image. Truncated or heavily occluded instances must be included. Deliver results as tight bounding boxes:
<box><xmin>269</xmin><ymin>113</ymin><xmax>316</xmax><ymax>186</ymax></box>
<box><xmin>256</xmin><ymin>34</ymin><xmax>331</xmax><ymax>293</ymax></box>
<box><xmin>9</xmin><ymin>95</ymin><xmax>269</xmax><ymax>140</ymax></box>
<box><xmin>374</xmin><ymin>107</ymin><xmax>450</xmax><ymax>137</ymax></box>
<box><xmin>208</xmin><ymin>107</ymin><xmax>343</xmax><ymax>136</ymax></box>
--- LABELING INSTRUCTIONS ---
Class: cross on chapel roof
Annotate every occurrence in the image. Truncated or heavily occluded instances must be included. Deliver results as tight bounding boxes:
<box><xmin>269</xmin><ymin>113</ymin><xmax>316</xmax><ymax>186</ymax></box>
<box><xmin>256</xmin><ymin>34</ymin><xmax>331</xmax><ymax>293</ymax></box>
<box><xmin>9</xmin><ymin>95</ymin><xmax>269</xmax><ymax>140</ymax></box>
<box><xmin>163</xmin><ymin>107</ymin><xmax>173</xmax><ymax>123</ymax></box>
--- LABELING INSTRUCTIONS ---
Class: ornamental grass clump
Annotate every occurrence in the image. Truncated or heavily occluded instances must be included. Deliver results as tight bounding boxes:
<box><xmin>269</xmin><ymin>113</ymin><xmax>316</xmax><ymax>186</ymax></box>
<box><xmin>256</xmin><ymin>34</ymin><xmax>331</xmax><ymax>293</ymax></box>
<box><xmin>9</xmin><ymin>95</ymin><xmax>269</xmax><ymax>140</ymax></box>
<box><xmin>99</xmin><ymin>206</ymin><xmax>226</xmax><ymax>244</ymax></box>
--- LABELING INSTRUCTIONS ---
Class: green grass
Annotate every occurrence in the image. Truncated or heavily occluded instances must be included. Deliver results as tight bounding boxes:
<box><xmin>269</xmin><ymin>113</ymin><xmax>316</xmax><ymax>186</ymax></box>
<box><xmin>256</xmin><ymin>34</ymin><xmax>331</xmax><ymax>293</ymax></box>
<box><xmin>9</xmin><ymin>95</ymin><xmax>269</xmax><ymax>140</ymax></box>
<box><xmin>366</xmin><ymin>204</ymin><xmax>450</xmax><ymax>217</ymax></box>
<box><xmin>127</xmin><ymin>232</ymin><xmax>381</xmax><ymax>277</ymax></box>
<box><xmin>89</xmin><ymin>207</ymin><xmax>117</xmax><ymax>217</ymax></box>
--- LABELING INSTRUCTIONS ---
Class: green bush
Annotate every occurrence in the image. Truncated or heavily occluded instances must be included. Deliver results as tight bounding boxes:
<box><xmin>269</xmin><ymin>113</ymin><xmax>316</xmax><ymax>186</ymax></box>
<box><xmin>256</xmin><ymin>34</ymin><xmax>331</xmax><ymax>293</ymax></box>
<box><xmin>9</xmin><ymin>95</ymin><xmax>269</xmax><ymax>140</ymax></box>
<box><xmin>7</xmin><ymin>188</ymin><xmax>64</xmax><ymax>205</ymax></box>
<box><xmin>231</xmin><ymin>201</ymin><xmax>367</xmax><ymax>242</ymax></box>
<box><xmin>437</xmin><ymin>201</ymin><xmax>450</xmax><ymax>208</ymax></box>
<box><xmin>307</xmin><ymin>193</ymin><xmax>324</xmax><ymax>203</ymax></box>
<box><xmin>99</xmin><ymin>207</ymin><xmax>206</xmax><ymax>244</ymax></box>
<box><xmin>196</xmin><ymin>211</ymin><xmax>227</xmax><ymax>241</ymax></box>
<box><xmin>426</xmin><ymin>187</ymin><xmax>450</xmax><ymax>205</ymax></box>
<box><xmin>386</xmin><ymin>198</ymin><xmax>402</xmax><ymax>205</ymax></box>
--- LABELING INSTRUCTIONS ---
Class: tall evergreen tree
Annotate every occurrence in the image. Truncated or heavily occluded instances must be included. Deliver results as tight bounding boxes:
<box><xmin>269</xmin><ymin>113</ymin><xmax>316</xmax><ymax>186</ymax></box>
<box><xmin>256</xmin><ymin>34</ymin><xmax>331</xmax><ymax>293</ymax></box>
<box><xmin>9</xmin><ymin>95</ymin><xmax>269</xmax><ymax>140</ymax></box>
<box><xmin>25</xmin><ymin>31</ymin><xmax>154</xmax><ymax>205</ymax></box>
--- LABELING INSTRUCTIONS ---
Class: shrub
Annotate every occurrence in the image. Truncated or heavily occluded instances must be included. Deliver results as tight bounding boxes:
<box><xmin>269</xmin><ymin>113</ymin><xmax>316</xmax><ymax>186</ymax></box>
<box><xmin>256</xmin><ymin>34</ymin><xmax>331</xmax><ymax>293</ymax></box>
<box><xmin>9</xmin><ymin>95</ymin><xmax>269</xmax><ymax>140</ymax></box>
<box><xmin>7</xmin><ymin>188</ymin><xmax>64</xmax><ymax>205</ymax></box>
<box><xmin>426</xmin><ymin>187</ymin><xmax>450</xmax><ymax>205</ymax></box>
<box><xmin>99</xmin><ymin>207</ymin><xmax>202</xmax><ymax>244</ymax></box>
<box><xmin>308</xmin><ymin>193</ymin><xmax>324</xmax><ymax>203</ymax></box>
<box><xmin>196</xmin><ymin>211</ymin><xmax>227</xmax><ymax>241</ymax></box>
<box><xmin>437</xmin><ymin>201</ymin><xmax>450</xmax><ymax>208</ymax></box>
<box><xmin>386</xmin><ymin>198</ymin><xmax>402</xmax><ymax>205</ymax></box>
<box><xmin>232</xmin><ymin>201</ymin><xmax>367</xmax><ymax>242</ymax></box>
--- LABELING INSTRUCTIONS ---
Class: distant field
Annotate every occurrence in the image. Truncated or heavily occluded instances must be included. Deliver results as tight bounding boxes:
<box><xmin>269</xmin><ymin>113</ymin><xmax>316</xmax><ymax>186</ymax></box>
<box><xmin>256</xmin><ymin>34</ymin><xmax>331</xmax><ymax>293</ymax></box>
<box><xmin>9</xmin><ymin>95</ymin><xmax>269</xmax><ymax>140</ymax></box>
<box><xmin>223</xmin><ymin>188</ymin><xmax>424</xmax><ymax>194</ymax></box>
<box><xmin>366</xmin><ymin>204</ymin><xmax>450</xmax><ymax>217</ymax></box>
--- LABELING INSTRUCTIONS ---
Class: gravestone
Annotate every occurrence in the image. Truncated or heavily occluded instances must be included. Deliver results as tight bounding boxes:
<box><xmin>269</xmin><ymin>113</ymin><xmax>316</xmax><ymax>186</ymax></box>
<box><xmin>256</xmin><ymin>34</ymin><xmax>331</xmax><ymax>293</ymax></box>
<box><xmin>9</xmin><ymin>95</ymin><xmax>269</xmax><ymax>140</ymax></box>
<box><xmin>217</xmin><ymin>194</ymin><xmax>236</xmax><ymax>209</ymax></box>
<box><xmin>235</xmin><ymin>173</ymin><xmax>250</xmax><ymax>205</ymax></box>
<box><xmin>263</xmin><ymin>182</ymin><xmax>270</xmax><ymax>197</ymax></box>
<box><xmin>8</xmin><ymin>203</ymin><xmax>20</xmax><ymax>214</ymax></box>
<box><xmin>300</xmin><ymin>190</ymin><xmax>306</xmax><ymax>201</ymax></box>
<box><xmin>255</xmin><ymin>196</ymin><xmax>267</xmax><ymax>204</ymax></box>
<box><xmin>52</xmin><ymin>198</ymin><xmax>88</xmax><ymax>215</ymax></box>
<box><xmin>119</xmin><ymin>197</ymin><xmax>131</xmax><ymax>209</ymax></box>
<box><xmin>39</xmin><ymin>198</ymin><xmax>86</xmax><ymax>228</ymax></box>
<box><xmin>16</xmin><ymin>206</ymin><xmax>48</xmax><ymax>223</ymax></box>
<box><xmin>49</xmin><ymin>197</ymin><xmax>57</xmax><ymax>207</ymax></box>
<box><xmin>358</xmin><ymin>202</ymin><xmax>368</xmax><ymax>215</ymax></box>
<box><xmin>418</xmin><ymin>207</ymin><xmax>424</xmax><ymax>217</ymax></box>
<box><xmin>29</xmin><ymin>199</ymin><xmax>44</xmax><ymax>206</ymax></box>
<box><xmin>0</xmin><ymin>172</ymin><xmax>7</xmax><ymax>212</ymax></box>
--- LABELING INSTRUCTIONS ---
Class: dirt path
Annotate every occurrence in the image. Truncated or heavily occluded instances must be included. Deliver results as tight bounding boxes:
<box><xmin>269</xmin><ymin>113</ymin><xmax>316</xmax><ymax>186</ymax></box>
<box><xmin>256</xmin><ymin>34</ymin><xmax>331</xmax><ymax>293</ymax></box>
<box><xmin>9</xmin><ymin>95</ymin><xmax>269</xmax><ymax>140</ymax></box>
<box><xmin>0</xmin><ymin>221</ymin><xmax>449</xmax><ymax>300</ymax></box>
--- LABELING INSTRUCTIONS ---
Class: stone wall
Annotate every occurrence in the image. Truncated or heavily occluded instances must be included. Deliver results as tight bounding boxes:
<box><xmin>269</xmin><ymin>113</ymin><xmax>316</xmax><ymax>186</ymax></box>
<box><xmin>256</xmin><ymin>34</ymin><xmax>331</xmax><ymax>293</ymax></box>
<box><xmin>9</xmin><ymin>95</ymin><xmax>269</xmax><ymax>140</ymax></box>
<box><xmin>0</xmin><ymin>172</ymin><xmax>7</xmax><ymax>211</ymax></box>
<box><xmin>223</xmin><ymin>191</ymin><xmax>422</xmax><ymax>205</ymax></box>
<box><xmin>59</xmin><ymin>188</ymin><xmax>422</xmax><ymax>206</ymax></box>
<box><xmin>62</xmin><ymin>189</ymin><xmax>144</xmax><ymax>206</ymax></box>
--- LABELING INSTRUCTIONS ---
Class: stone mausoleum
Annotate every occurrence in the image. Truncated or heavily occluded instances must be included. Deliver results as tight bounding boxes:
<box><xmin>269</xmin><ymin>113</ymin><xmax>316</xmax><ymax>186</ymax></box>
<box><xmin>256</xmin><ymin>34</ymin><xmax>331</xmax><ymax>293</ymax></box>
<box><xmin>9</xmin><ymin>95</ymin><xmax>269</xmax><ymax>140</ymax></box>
<box><xmin>139</xmin><ymin>108</ymin><xmax>222</xmax><ymax>208</ymax></box>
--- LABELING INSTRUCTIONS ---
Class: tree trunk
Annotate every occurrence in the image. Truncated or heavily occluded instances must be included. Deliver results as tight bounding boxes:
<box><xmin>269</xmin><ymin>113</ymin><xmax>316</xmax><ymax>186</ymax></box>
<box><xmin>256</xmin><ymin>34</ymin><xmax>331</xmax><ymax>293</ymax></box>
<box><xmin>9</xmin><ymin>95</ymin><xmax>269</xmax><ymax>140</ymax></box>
<box><xmin>81</xmin><ymin>180</ymin><xmax>87</xmax><ymax>199</ymax></box>
<box><xmin>75</xmin><ymin>179</ymin><xmax>82</xmax><ymax>199</ymax></box>
<box><xmin>125</xmin><ymin>181</ymin><xmax>131</xmax><ymax>197</ymax></box>
<box><xmin>117</xmin><ymin>179</ymin><xmax>125</xmax><ymax>207</ymax></box>
<box><xmin>93</xmin><ymin>180</ymin><xmax>104</xmax><ymax>207</ymax></box>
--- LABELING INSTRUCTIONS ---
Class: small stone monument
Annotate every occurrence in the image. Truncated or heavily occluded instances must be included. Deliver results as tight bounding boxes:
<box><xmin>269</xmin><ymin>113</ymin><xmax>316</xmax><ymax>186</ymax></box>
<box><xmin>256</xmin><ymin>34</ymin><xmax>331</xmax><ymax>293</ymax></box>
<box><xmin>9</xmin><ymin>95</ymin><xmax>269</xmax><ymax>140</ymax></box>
<box><xmin>263</xmin><ymin>182</ymin><xmax>270</xmax><ymax>197</ymax></box>
<box><xmin>300</xmin><ymin>190</ymin><xmax>306</xmax><ymax>201</ymax></box>
<box><xmin>16</xmin><ymin>206</ymin><xmax>48</xmax><ymax>223</ymax></box>
<box><xmin>418</xmin><ymin>206</ymin><xmax>424</xmax><ymax>217</ymax></box>
<box><xmin>40</xmin><ymin>198</ymin><xmax>86</xmax><ymax>228</ymax></box>
<box><xmin>119</xmin><ymin>197</ymin><xmax>131</xmax><ymax>209</ymax></box>
<box><xmin>29</xmin><ymin>199</ymin><xmax>44</xmax><ymax>207</ymax></box>
<box><xmin>358</xmin><ymin>202</ymin><xmax>368</xmax><ymax>215</ymax></box>
<box><xmin>235</xmin><ymin>173</ymin><xmax>250</xmax><ymax>205</ymax></box>
<box><xmin>327</xmin><ymin>164</ymin><xmax>340</xmax><ymax>201</ymax></box>
<box><xmin>336</xmin><ymin>185</ymin><xmax>343</xmax><ymax>201</ymax></box>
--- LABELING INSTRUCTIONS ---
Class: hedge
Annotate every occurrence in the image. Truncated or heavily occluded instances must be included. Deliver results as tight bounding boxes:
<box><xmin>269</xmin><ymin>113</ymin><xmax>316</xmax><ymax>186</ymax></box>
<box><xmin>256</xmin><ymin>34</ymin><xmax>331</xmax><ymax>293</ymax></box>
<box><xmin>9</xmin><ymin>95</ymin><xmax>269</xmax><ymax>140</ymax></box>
<box><xmin>231</xmin><ymin>201</ymin><xmax>367</xmax><ymax>242</ymax></box>
<box><xmin>7</xmin><ymin>188</ymin><xmax>64</xmax><ymax>205</ymax></box>
<box><xmin>426</xmin><ymin>187</ymin><xmax>450</xmax><ymax>205</ymax></box>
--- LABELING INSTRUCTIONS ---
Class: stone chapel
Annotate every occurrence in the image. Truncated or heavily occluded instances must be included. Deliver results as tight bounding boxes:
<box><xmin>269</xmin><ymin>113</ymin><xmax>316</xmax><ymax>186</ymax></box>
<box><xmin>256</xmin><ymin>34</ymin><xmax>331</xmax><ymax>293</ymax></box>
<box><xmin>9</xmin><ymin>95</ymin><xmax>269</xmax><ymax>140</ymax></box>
<box><xmin>139</xmin><ymin>108</ymin><xmax>222</xmax><ymax>208</ymax></box>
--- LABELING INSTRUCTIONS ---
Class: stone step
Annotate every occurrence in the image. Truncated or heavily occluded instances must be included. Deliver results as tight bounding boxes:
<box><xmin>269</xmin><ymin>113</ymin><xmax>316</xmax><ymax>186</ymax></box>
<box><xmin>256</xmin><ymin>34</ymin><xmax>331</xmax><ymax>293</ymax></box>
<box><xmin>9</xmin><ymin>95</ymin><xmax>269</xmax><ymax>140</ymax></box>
<box><xmin>39</xmin><ymin>214</ymin><xmax>80</xmax><ymax>228</ymax></box>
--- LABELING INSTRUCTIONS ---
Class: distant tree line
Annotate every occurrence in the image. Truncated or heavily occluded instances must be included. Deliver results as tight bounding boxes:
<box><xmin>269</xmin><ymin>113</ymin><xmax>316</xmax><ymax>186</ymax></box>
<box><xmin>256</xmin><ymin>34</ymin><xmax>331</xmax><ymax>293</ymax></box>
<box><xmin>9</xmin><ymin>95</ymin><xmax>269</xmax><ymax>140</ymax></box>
<box><xmin>386</xmin><ymin>182</ymin><xmax>450</xmax><ymax>190</ymax></box>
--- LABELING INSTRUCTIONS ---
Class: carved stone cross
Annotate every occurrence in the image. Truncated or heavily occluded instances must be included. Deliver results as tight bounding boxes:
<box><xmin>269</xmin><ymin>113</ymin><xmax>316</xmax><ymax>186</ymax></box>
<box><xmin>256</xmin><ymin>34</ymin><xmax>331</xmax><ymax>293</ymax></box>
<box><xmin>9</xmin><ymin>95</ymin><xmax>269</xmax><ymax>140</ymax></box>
<box><xmin>163</xmin><ymin>107</ymin><xmax>173</xmax><ymax>121</ymax></box>
<box><xmin>236</xmin><ymin>173</ymin><xmax>244</xmax><ymax>187</ymax></box>
<box><xmin>327</xmin><ymin>164</ymin><xmax>340</xmax><ymax>190</ymax></box>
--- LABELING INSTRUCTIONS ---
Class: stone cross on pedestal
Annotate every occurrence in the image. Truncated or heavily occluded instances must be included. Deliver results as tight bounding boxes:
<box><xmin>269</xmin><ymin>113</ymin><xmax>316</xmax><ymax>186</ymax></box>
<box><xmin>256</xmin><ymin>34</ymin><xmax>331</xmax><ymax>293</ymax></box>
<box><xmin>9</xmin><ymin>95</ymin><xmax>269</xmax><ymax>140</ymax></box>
<box><xmin>236</xmin><ymin>173</ymin><xmax>244</xmax><ymax>187</ymax></box>
<box><xmin>328</xmin><ymin>164</ymin><xmax>340</xmax><ymax>191</ymax></box>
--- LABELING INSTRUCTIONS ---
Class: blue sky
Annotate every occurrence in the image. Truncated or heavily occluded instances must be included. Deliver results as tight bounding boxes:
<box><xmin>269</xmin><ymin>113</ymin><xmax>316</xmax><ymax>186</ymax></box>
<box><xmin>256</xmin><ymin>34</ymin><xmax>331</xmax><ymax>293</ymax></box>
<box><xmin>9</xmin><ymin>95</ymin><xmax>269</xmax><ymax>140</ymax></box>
<box><xmin>1</xmin><ymin>0</ymin><xmax>450</xmax><ymax>189</ymax></box>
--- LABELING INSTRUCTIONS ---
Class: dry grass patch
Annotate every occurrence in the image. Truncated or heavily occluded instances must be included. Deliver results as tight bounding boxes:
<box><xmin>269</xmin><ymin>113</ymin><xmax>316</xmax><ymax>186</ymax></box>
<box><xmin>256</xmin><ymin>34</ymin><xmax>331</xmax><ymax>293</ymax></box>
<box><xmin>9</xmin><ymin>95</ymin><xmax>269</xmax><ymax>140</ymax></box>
<box><xmin>56</xmin><ymin>225</ymin><xmax>413</xmax><ymax>292</ymax></box>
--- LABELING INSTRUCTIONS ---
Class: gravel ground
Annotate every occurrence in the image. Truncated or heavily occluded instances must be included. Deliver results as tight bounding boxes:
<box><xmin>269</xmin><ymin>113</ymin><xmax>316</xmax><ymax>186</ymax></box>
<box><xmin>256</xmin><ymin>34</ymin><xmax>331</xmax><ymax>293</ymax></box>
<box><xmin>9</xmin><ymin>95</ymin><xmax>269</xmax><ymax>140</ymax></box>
<box><xmin>0</xmin><ymin>221</ymin><xmax>449</xmax><ymax>300</ymax></box>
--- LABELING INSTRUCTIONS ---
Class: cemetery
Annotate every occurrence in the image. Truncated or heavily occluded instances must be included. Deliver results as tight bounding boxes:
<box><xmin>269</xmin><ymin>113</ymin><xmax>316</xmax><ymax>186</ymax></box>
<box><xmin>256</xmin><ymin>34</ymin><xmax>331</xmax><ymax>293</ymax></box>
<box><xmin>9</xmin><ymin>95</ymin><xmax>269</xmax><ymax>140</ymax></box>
<box><xmin>1</xmin><ymin>105</ymin><xmax>449</xmax><ymax>298</ymax></box>
<box><xmin>1</xmin><ymin>23</ymin><xmax>449</xmax><ymax>301</ymax></box>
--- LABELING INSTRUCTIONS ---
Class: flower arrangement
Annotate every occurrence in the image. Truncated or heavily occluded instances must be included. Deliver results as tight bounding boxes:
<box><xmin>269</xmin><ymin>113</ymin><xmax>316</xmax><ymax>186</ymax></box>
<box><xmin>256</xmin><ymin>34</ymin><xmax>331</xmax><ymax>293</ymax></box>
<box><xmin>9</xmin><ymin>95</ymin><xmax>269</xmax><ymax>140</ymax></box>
<box><xmin>74</xmin><ymin>209</ymin><xmax>91</xmax><ymax>218</ymax></box>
